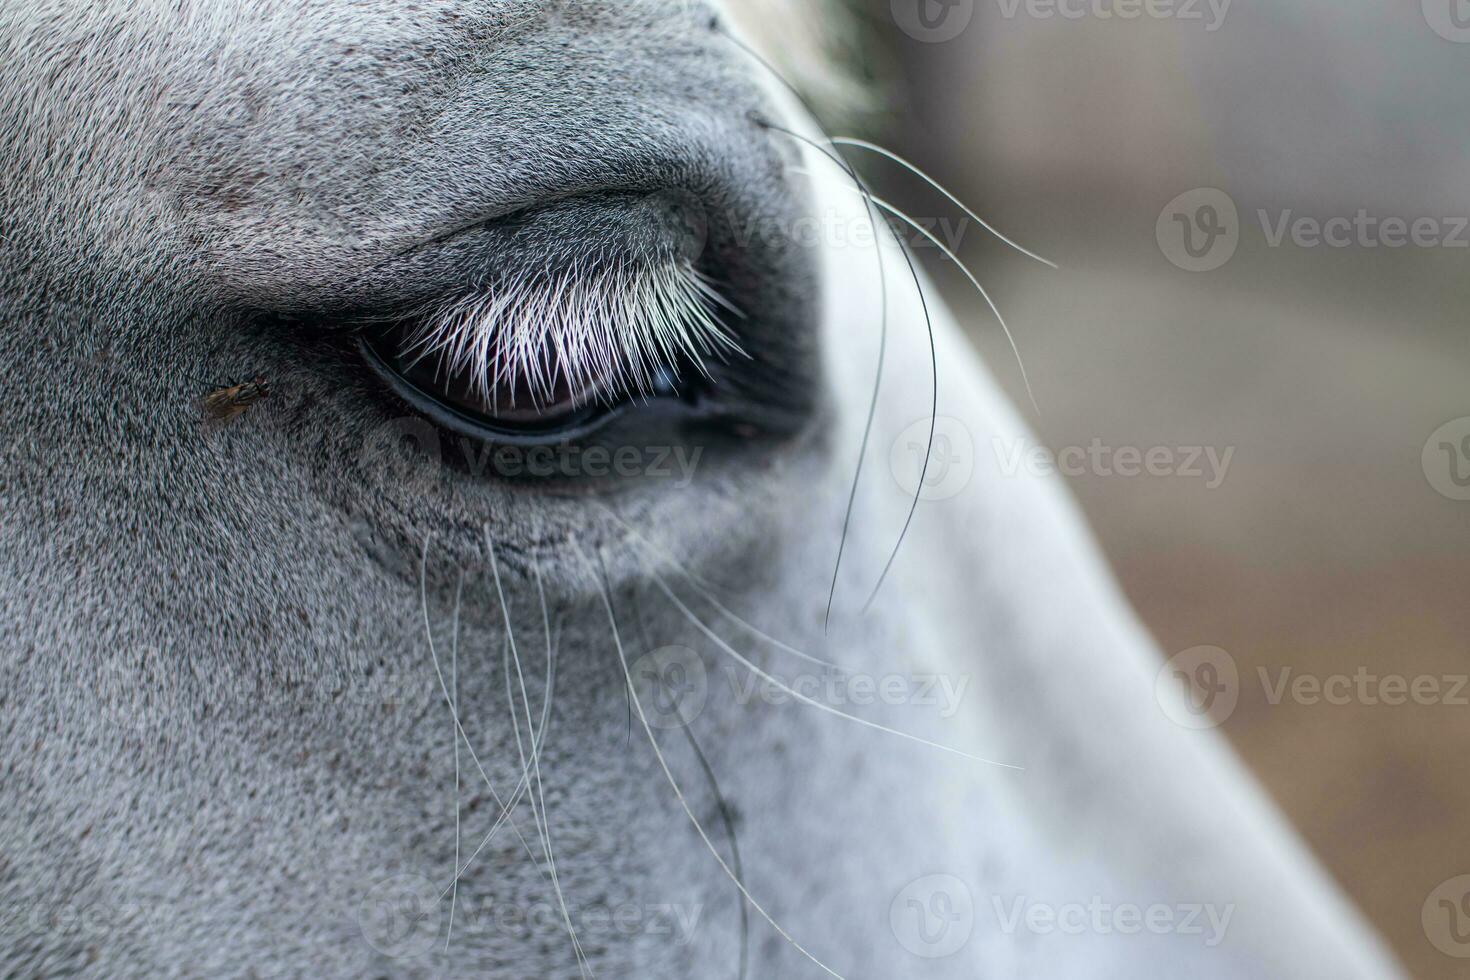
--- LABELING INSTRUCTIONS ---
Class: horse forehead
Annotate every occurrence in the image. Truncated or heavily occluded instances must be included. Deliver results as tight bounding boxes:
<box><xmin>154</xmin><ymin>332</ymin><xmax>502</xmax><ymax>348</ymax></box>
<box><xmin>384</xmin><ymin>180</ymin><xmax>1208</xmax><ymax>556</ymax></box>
<box><xmin>8</xmin><ymin>0</ymin><xmax>707</xmax><ymax>131</ymax></box>
<box><xmin>5</xmin><ymin>0</ymin><xmax>754</xmax><ymax>288</ymax></box>
<box><xmin>18</xmin><ymin>0</ymin><xmax>696</xmax><ymax>61</ymax></box>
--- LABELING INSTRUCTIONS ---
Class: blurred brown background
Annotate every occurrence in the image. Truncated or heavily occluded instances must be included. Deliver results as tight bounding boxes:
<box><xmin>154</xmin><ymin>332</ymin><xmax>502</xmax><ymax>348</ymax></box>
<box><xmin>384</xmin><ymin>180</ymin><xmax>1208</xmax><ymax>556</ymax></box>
<box><xmin>848</xmin><ymin>1</ymin><xmax>1470</xmax><ymax>976</ymax></box>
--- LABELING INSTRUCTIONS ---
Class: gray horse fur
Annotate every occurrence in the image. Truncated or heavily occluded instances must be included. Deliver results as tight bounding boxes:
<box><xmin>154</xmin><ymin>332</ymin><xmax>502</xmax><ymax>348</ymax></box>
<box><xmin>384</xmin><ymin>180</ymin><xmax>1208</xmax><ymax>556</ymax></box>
<box><xmin>0</xmin><ymin>1</ymin><xmax>1404</xmax><ymax>977</ymax></box>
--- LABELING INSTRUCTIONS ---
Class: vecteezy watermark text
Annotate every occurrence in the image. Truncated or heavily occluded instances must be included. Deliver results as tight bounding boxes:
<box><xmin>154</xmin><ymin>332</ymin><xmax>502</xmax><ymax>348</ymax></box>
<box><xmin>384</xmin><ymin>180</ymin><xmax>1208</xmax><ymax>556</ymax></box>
<box><xmin>1159</xmin><ymin>188</ymin><xmax>1470</xmax><ymax>272</ymax></box>
<box><xmin>1157</xmin><ymin>645</ymin><xmax>1470</xmax><ymax>729</ymax></box>
<box><xmin>361</xmin><ymin>418</ymin><xmax>705</xmax><ymax>489</ymax></box>
<box><xmin>722</xmin><ymin>207</ymin><xmax>971</xmax><ymax>254</ymax></box>
<box><xmin>628</xmin><ymin>646</ymin><xmax>974</xmax><ymax>730</ymax></box>
<box><xmin>995</xmin><ymin>0</ymin><xmax>1230</xmax><ymax>31</ymax></box>
<box><xmin>357</xmin><ymin>873</ymin><xmax>705</xmax><ymax>960</ymax></box>
<box><xmin>1258</xmin><ymin>209</ymin><xmax>1470</xmax><ymax>250</ymax></box>
<box><xmin>892</xmin><ymin>0</ymin><xmax>1230</xmax><ymax>41</ymax></box>
<box><xmin>725</xmin><ymin>666</ymin><xmax>971</xmax><ymax>719</ymax></box>
<box><xmin>888</xmin><ymin>876</ymin><xmax>1235</xmax><ymax>961</ymax></box>
<box><xmin>990</xmin><ymin>896</ymin><xmax>1235</xmax><ymax>946</ymax></box>
<box><xmin>993</xmin><ymin>437</ymin><xmax>1236</xmax><ymax>488</ymax></box>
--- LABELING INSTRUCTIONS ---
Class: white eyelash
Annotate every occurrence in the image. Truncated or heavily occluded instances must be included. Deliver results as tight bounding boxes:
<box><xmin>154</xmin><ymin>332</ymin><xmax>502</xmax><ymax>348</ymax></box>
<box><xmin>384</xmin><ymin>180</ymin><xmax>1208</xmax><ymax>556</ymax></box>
<box><xmin>399</xmin><ymin>259</ymin><xmax>743</xmax><ymax>409</ymax></box>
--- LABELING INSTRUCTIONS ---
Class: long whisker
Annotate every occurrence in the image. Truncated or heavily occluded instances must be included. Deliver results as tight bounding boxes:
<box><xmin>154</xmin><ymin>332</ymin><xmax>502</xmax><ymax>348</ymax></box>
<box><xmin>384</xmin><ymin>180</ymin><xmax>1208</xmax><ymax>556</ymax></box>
<box><xmin>815</xmin><ymin>149</ymin><xmax>888</xmax><ymax>638</ymax></box>
<box><xmin>433</xmin><ymin>618</ymin><xmax>555</xmax><ymax>906</ymax></box>
<box><xmin>624</xmin><ymin>584</ymin><xmax>749</xmax><ymax>980</ymax></box>
<box><xmin>446</xmin><ymin>571</ymin><xmax>464</xmax><ymax>953</ymax></box>
<box><xmin>678</xmin><ymin>685</ymin><xmax>749</xmax><ymax>980</ymax></box>
<box><xmin>502</xmin><ymin>634</ymin><xmax>585</xmax><ymax>971</ymax></box>
<box><xmin>857</xmin><ymin>188</ymin><xmax>1041</xmax><ymax>419</ymax></box>
<box><xmin>530</xmin><ymin>555</ymin><xmax>576</xmax><ymax>950</ymax></box>
<box><xmin>762</xmin><ymin>124</ymin><xmax>940</xmax><ymax>618</ymax></box>
<box><xmin>829</xmin><ymin>137</ymin><xmax>1059</xmax><ymax>270</ymax></box>
<box><xmin>532</xmin><ymin>557</ymin><xmax>556</xmax><ymax>736</ymax></box>
<box><xmin>712</xmin><ymin>21</ymin><xmax>891</xmax><ymax>638</ymax></box>
<box><xmin>420</xmin><ymin>536</ymin><xmax>549</xmax><ymax>877</ymax></box>
<box><xmin>857</xmin><ymin>232</ymin><xmax>934</xmax><ymax>616</ymax></box>
<box><xmin>595</xmin><ymin>502</ymin><xmax>848</xmax><ymax>675</ymax></box>
<box><xmin>576</xmin><ymin>542</ymin><xmax>846</xmax><ymax>980</ymax></box>
<box><xmin>649</xmin><ymin>569</ymin><xmax>1024</xmax><ymax>771</ymax></box>
<box><xmin>488</xmin><ymin>534</ymin><xmax>591</xmax><ymax>978</ymax></box>
<box><xmin>810</xmin><ymin>165</ymin><xmax>1046</xmax><ymax>449</ymax></box>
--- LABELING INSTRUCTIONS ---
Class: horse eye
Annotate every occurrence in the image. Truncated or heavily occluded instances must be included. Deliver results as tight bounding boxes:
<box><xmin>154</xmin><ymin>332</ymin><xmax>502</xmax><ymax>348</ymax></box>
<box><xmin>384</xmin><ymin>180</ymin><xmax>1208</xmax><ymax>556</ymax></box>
<box><xmin>355</xmin><ymin>257</ymin><xmax>739</xmax><ymax>448</ymax></box>
<box><xmin>358</xmin><ymin>324</ymin><xmax>698</xmax><ymax>448</ymax></box>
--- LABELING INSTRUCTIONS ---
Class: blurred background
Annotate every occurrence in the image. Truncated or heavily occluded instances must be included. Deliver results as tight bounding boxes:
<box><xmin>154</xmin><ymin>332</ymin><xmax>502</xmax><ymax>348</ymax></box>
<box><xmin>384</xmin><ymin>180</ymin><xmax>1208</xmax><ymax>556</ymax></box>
<box><xmin>830</xmin><ymin>1</ymin><xmax>1470</xmax><ymax>976</ymax></box>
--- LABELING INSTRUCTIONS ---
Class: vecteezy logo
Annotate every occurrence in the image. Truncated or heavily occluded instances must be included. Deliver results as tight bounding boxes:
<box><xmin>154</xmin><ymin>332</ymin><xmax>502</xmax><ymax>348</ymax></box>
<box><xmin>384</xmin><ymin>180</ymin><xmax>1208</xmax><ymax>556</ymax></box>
<box><xmin>891</xmin><ymin>0</ymin><xmax>976</xmax><ymax>42</ymax></box>
<box><xmin>1424</xmin><ymin>876</ymin><xmax>1470</xmax><ymax>957</ymax></box>
<box><xmin>1424</xmin><ymin>0</ymin><xmax>1470</xmax><ymax>42</ymax></box>
<box><xmin>1157</xmin><ymin>188</ymin><xmax>1240</xmax><ymax>272</ymax></box>
<box><xmin>890</xmin><ymin>875</ymin><xmax>975</xmax><ymax>958</ymax></box>
<box><xmin>1423</xmin><ymin>418</ymin><xmax>1470</xmax><ymax>501</ymax></box>
<box><xmin>358</xmin><ymin>874</ymin><xmax>442</xmax><ymax>960</ymax></box>
<box><xmin>1155</xmin><ymin>646</ymin><xmax>1240</xmax><ymax>729</ymax></box>
<box><xmin>629</xmin><ymin>646</ymin><xmax>709</xmax><ymax>730</ymax></box>
<box><xmin>890</xmin><ymin>416</ymin><xmax>976</xmax><ymax>502</ymax></box>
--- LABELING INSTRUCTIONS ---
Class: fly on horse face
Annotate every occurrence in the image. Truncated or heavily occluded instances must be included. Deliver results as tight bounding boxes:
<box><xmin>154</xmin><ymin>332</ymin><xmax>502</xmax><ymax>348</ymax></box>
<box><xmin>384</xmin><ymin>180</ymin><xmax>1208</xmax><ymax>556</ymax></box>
<box><xmin>201</xmin><ymin>376</ymin><xmax>270</xmax><ymax>423</ymax></box>
<box><xmin>0</xmin><ymin>2</ymin><xmax>1402</xmax><ymax>977</ymax></box>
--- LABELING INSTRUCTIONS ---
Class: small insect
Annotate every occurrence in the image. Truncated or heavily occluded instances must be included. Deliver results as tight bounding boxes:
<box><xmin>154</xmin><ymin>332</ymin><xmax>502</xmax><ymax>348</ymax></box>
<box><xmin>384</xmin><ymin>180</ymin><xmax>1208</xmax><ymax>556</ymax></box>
<box><xmin>200</xmin><ymin>376</ymin><xmax>270</xmax><ymax>423</ymax></box>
